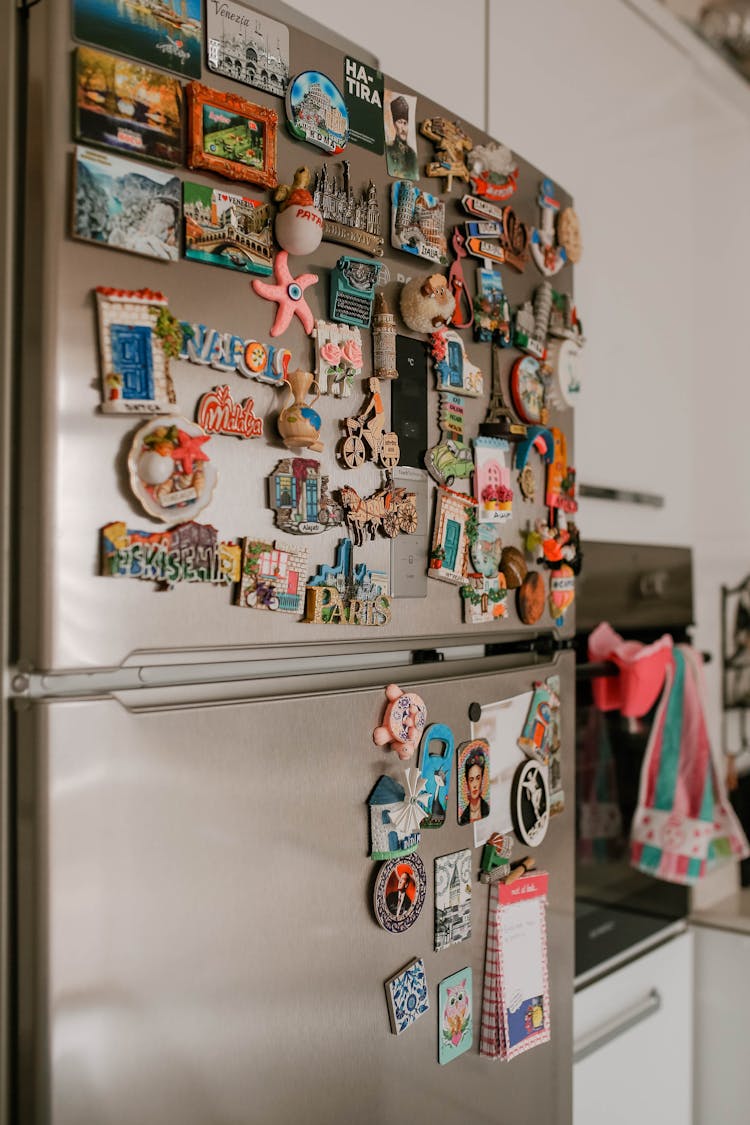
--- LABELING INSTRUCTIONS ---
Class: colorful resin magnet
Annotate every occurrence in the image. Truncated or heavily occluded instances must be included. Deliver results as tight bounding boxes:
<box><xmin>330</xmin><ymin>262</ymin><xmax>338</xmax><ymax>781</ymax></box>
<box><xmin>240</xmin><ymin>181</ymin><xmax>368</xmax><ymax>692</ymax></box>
<box><xmin>545</xmin><ymin>428</ymin><xmax>578</xmax><ymax>516</ymax></box>
<box><xmin>385</xmin><ymin>957</ymin><xmax>429</xmax><ymax>1033</ymax></box>
<box><xmin>314</xmin><ymin>321</ymin><xmax>363</xmax><ymax>397</ymax></box>
<box><xmin>399</xmin><ymin>274</ymin><xmax>455</xmax><ymax>334</ymax></box>
<box><xmin>479</xmin><ymin>833</ymin><xmax>514</xmax><ymax>884</ymax></box>
<box><xmin>127</xmin><ymin>417</ymin><xmax>216</xmax><ymax>524</ymax></box>
<box><xmin>428</xmin><ymin>488</ymin><xmax>477</xmax><ymax>586</ymax></box>
<box><xmin>462</xmin><ymin>523</ymin><xmax>508</xmax><ymax>625</ymax></box>
<box><xmin>391</xmin><ymin>181</ymin><xmax>448</xmax><ymax>265</ymax></box>
<box><xmin>186</xmin><ymin>81</ymin><xmax>278</xmax><ymax>188</ymax></box>
<box><xmin>548</xmin><ymin>290</ymin><xmax>585</xmax><ymax>344</ymax></box>
<box><xmin>531</xmin><ymin>178</ymin><xmax>567</xmax><ymax>277</ymax></box>
<box><xmin>511</xmin><ymin>759</ymin><xmax>550</xmax><ymax>846</ymax></box>
<box><xmin>457</xmin><ymin>738</ymin><xmax>491</xmax><ymax>825</ymax></box>
<box><xmin>468</xmin><ymin>141</ymin><xmax>519</xmax><ymax>201</ymax></box>
<box><xmin>268</xmin><ymin>458</ymin><xmax>343</xmax><ymax>535</ymax></box>
<box><xmin>517</xmin><ymin>570</ymin><xmax>546</xmax><ymax>625</ymax></box>
<box><xmin>420</xmin><ymin>117</ymin><xmax>473</xmax><ymax>192</ymax></box>
<box><xmin>273</xmin><ymin>168</ymin><xmax>324</xmax><ymax>257</ymax></box>
<box><xmin>286</xmin><ymin>71</ymin><xmax>349</xmax><ymax>153</ymax></box>
<box><xmin>464</xmin><ymin>218</ymin><xmax>506</xmax><ymax>268</ymax></box>
<box><xmin>369</xmin><ymin>774</ymin><xmax>425</xmax><ymax>860</ymax></box>
<box><xmin>474</xmin><ymin>437</ymin><xmax>513</xmax><ymax>523</ymax></box>
<box><xmin>375</xmin><ymin>856</ymin><xmax>427</xmax><ymax>935</ymax></box>
<box><xmin>557</xmin><ymin>206</ymin><xmax>582</xmax><ymax>264</ymax></box>
<box><xmin>431</xmin><ymin>330</ymin><xmax>484</xmax><ymax>397</ymax></box>
<box><xmin>461</xmin><ymin>194</ymin><xmax>505</xmax><ymax>222</ymax></box>
<box><xmin>545</xmin><ymin>673</ymin><xmax>564</xmax><ymax>815</ymax></box>
<box><xmin>339</xmin><ymin>377</ymin><xmax>400</xmax><ymax>470</ymax></box>
<box><xmin>473</xmin><ymin>268</ymin><xmax>512</xmax><ymax>345</ymax></box>
<box><xmin>178</xmin><ymin>320</ymin><xmax>290</xmax><ymax>387</ymax></box>
<box><xmin>196</xmin><ymin>385</ymin><xmax>263</xmax><ymax>438</ymax></box>
<box><xmin>183</xmin><ymin>181</ymin><xmax>273</xmax><ymax>276</ymax></box>
<box><xmin>251</xmin><ymin>250</ymin><xmax>318</xmax><ymax>337</ymax></box>
<box><xmin>447</xmin><ymin>229</ymin><xmax>474</xmax><ymax>329</ymax></box>
<box><xmin>373</xmin><ymin>683</ymin><xmax>428</xmax><ymax>760</ymax></box>
<box><xmin>236</xmin><ymin>538</ymin><xmax>308</xmax><ymax>614</ymax></box>
<box><xmin>206</xmin><ymin>2</ymin><xmax>289</xmax><ymax>97</ymax></box>
<box><xmin>330</xmin><ymin>255</ymin><xmax>383</xmax><ymax>328</ymax></box>
<box><xmin>500</xmin><ymin>205</ymin><xmax>530</xmax><ymax>273</ymax></box>
<box><xmin>383</xmin><ymin>89</ymin><xmax>419</xmax><ymax>181</ymax></box>
<box><xmin>549</xmin><ymin>562</ymin><xmax>575</xmax><ymax>625</ymax></box>
<box><xmin>425</xmin><ymin>393</ymin><xmax>474</xmax><ymax>488</ymax></box>
<box><xmin>306</xmin><ymin>537</ymin><xmax>390</xmax><ymax>626</ymax></box>
<box><xmin>518</xmin><ymin>683</ymin><xmax>558</xmax><ymax>765</ymax></box>
<box><xmin>372</xmin><ymin>293</ymin><xmax>399</xmax><ymax>380</ymax></box>
<box><xmin>499</xmin><ymin>545</ymin><xmax>527</xmax><ymax>589</ymax></box>
<box><xmin>514</xmin><ymin>282</ymin><xmax>551</xmax><ymax>361</ymax></box>
<box><xmin>95</xmin><ymin>287</ymin><xmax>179</xmax><ymax>414</ymax></box>
<box><xmin>435</xmin><ymin>850</ymin><xmax>472</xmax><ymax>950</ymax></box>
<box><xmin>419</xmin><ymin>724</ymin><xmax>456</xmax><ymax>829</ymax></box>
<box><xmin>339</xmin><ymin>478</ymin><xmax>417</xmax><ymax>545</ymax></box>
<box><xmin>311</xmin><ymin>160</ymin><xmax>383</xmax><ymax>256</ymax></box>
<box><xmin>101</xmin><ymin>521</ymin><xmax>240</xmax><ymax>589</ymax></box>
<box><xmin>438</xmin><ymin>968</ymin><xmax>473</xmax><ymax>1064</ymax></box>
<box><xmin>510</xmin><ymin>356</ymin><xmax>548</xmax><ymax>426</ymax></box>
<box><xmin>277</xmin><ymin>368</ymin><xmax>323</xmax><ymax>453</ymax></box>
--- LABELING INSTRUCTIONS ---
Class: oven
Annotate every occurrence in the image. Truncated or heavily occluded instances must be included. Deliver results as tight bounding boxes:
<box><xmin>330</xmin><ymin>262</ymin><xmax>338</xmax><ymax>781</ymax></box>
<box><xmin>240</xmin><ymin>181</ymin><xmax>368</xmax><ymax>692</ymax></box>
<box><xmin>574</xmin><ymin>542</ymin><xmax>693</xmax><ymax>981</ymax></box>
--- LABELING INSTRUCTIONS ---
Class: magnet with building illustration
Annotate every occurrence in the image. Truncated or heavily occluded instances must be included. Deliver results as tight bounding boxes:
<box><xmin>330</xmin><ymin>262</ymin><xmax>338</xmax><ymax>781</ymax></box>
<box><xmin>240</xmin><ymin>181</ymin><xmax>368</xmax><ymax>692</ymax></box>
<box><xmin>468</xmin><ymin>141</ymin><xmax>519</xmax><ymax>201</ymax></box>
<box><xmin>500</xmin><ymin>205</ymin><xmax>530</xmax><ymax>273</ymax></box>
<box><xmin>329</xmin><ymin>255</ymin><xmax>384</xmax><ymax>328</ymax></box>
<box><xmin>531</xmin><ymin>178</ymin><xmax>567</xmax><ymax>277</ymax></box>
<box><xmin>479</xmin><ymin>832</ymin><xmax>514</xmax><ymax>884</ymax></box>
<box><xmin>517</xmin><ymin>570</ymin><xmax>546</xmax><ymax>625</ymax></box>
<box><xmin>372</xmin><ymin>293</ymin><xmax>399</xmax><ymax>379</ymax></box>
<box><xmin>311</xmin><ymin>160</ymin><xmax>384</xmax><ymax>256</ymax></box>
<box><xmin>447</xmin><ymin>229</ymin><xmax>473</xmax><ymax>329</ymax></box>
<box><xmin>474</xmin><ymin>436</ymin><xmax>513</xmax><ymax>523</ymax></box>
<box><xmin>314</xmin><ymin>321</ymin><xmax>363</xmax><ymax>397</ymax></box>
<box><xmin>306</xmin><ymin>537</ymin><xmax>390</xmax><ymax>626</ymax></box>
<box><xmin>425</xmin><ymin>393</ymin><xmax>474</xmax><ymax>488</ymax></box>
<box><xmin>236</xmin><ymin>538</ymin><xmax>309</xmax><ymax>614</ymax></box>
<box><xmin>557</xmin><ymin>206</ymin><xmax>582</xmax><ymax>264</ymax></box>
<box><xmin>420</xmin><ymin>116</ymin><xmax>473</xmax><ymax>192</ymax></box>
<box><xmin>373</xmin><ymin>683</ymin><xmax>428</xmax><ymax>761</ymax></box>
<box><xmin>462</xmin><ymin>523</ymin><xmax>508</xmax><ymax>625</ymax></box>
<box><xmin>251</xmin><ymin>250</ymin><xmax>319</xmax><ymax>336</ymax></box>
<box><xmin>101</xmin><ymin>521</ymin><xmax>241</xmax><ymax>589</ymax></box>
<box><xmin>369</xmin><ymin>773</ymin><xmax>427</xmax><ymax>860</ymax></box>
<box><xmin>434</xmin><ymin>850</ymin><xmax>472</xmax><ymax>951</ymax></box>
<box><xmin>195</xmin><ymin>385</ymin><xmax>263</xmax><ymax>439</ymax></box>
<box><xmin>457</xmin><ymin>738</ymin><xmax>491</xmax><ymax>826</ymax></box>
<box><xmin>285</xmin><ymin>70</ymin><xmax>349</xmax><ymax>153</ymax></box>
<box><xmin>399</xmin><ymin>273</ymin><xmax>455</xmax><ymax>334</ymax></box>
<box><xmin>375</xmin><ymin>853</ymin><xmax>428</xmax><ymax>935</ymax></box>
<box><xmin>473</xmin><ymin>268</ymin><xmax>512</xmax><ymax>345</ymax></box>
<box><xmin>272</xmin><ymin>167</ymin><xmax>324</xmax><ymax>256</ymax></box>
<box><xmin>339</xmin><ymin>477</ymin><xmax>418</xmax><ymax>545</ymax></box>
<box><xmin>127</xmin><ymin>417</ymin><xmax>217</xmax><ymax>524</ymax></box>
<box><xmin>431</xmin><ymin>330</ymin><xmax>484</xmax><ymax>397</ymax></box>
<box><xmin>391</xmin><ymin>181</ymin><xmax>448</xmax><ymax>264</ymax></box>
<box><xmin>510</xmin><ymin>356</ymin><xmax>548</xmax><ymax>426</ymax></box>
<box><xmin>205</xmin><ymin>2</ymin><xmax>289</xmax><ymax>98</ymax></box>
<box><xmin>95</xmin><ymin>287</ymin><xmax>180</xmax><ymax>414</ymax></box>
<box><xmin>268</xmin><ymin>458</ymin><xmax>343</xmax><ymax>534</ymax></box>
<box><xmin>418</xmin><ymin>724</ymin><xmax>456</xmax><ymax>829</ymax></box>
<box><xmin>277</xmin><ymin>368</ymin><xmax>324</xmax><ymax>453</ymax></box>
<box><xmin>183</xmin><ymin>181</ymin><xmax>274</xmax><ymax>276</ymax></box>
<box><xmin>428</xmin><ymin>488</ymin><xmax>477</xmax><ymax>586</ymax></box>
<box><xmin>511</xmin><ymin>758</ymin><xmax>550</xmax><ymax>846</ymax></box>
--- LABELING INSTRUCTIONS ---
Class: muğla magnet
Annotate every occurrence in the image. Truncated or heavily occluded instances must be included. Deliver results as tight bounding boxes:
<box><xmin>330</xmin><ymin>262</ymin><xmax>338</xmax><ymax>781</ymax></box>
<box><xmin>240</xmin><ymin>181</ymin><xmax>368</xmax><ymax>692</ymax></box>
<box><xmin>127</xmin><ymin>417</ymin><xmax>216</xmax><ymax>524</ymax></box>
<box><xmin>286</xmin><ymin>71</ymin><xmax>349</xmax><ymax>153</ymax></box>
<box><xmin>511</xmin><ymin>759</ymin><xmax>550</xmax><ymax>847</ymax></box>
<box><xmin>196</xmin><ymin>385</ymin><xmax>263</xmax><ymax>439</ymax></box>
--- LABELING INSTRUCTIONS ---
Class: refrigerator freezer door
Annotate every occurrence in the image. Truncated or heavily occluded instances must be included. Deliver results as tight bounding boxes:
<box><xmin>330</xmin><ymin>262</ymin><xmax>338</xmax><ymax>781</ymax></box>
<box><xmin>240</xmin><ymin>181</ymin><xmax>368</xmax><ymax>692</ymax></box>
<box><xmin>18</xmin><ymin>653</ymin><xmax>573</xmax><ymax>1124</ymax></box>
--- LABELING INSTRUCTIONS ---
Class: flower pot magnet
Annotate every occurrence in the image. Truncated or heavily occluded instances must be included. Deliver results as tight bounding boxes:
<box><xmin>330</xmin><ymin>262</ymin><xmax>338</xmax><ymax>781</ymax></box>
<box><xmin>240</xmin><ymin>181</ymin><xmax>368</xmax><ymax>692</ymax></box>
<box><xmin>277</xmin><ymin>369</ymin><xmax>323</xmax><ymax>453</ymax></box>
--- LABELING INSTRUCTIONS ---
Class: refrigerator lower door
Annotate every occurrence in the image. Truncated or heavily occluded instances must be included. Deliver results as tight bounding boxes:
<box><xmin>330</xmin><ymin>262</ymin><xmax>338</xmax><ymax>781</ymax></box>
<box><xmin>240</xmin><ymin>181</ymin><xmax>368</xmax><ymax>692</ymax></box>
<box><xmin>17</xmin><ymin>653</ymin><xmax>573</xmax><ymax>1124</ymax></box>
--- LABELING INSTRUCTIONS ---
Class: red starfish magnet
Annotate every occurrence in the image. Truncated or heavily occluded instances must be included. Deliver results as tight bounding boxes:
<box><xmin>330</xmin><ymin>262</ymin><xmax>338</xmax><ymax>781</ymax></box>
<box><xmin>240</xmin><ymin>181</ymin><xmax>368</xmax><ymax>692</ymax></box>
<box><xmin>251</xmin><ymin>250</ymin><xmax>319</xmax><ymax>337</ymax></box>
<box><xmin>170</xmin><ymin>428</ymin><xmax>211</xmax><ymax>474</ymax></box>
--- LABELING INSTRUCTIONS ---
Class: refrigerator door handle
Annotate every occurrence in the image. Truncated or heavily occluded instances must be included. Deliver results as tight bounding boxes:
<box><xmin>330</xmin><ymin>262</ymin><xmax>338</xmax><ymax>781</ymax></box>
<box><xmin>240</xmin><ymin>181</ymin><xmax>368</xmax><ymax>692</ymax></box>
<box><xmin>573</xmin><ymin>988</ymin><xmax>662</xmax><ymax>1063</ymax></box>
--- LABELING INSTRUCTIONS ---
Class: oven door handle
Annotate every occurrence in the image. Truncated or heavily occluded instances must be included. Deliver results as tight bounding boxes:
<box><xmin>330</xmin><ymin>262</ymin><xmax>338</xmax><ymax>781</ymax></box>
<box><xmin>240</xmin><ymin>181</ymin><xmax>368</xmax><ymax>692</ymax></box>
<box><xmin>573</xmin><ymin>988</ymin><xmax>662</xmax><ymax>1063</ymax></box>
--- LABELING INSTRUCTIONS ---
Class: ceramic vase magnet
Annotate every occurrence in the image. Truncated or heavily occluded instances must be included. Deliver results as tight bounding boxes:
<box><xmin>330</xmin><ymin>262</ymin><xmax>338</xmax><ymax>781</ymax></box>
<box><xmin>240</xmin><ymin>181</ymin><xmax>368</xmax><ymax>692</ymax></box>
<box><xmin>277</xmin><ymin>369</ymin><xmax>323</xmax><ymax>453</ymax></box>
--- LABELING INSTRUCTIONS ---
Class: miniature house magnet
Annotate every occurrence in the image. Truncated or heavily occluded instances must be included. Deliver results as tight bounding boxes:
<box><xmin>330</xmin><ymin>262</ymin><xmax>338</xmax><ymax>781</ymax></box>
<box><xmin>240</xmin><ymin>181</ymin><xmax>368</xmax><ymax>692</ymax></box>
<box><xmin>434</xmin><ymin>850</ymin><xmax>472</xmax><ymax>951</ymax></box>
<box><xmin>312</xmin><ymin>160</ymin><xmax>383</xmax><ymax>256</ymax></box>
<box><xmin>96</xmin><ymin>287</ymin><xmax>179</xmax><ymax>414</ymax></box>
<box><xmin>474</xmin><ymin>437</ymin><xmax>513</xmax><ymax>523</ymax></box>
<box><xmin>369</xmin><ymin>773</ymin><xmax>426</xmax><ymax>860</ymax></box>
<box><xmin>236</xmin><ymin>538</ymin><xmax>309</xmax><ymax>614</ymax></box>
<box><xmin>286</xmin><ymin>70</ymin><xmax>349</xmax><ymax>153</ymax></box>
<box><xmin>391</xmin><ymin>181</ymin><xmax>448</xmax><ymax>265</ymax></box>
<box><xmin>399</xmin><ymin>274</ymin><xmax>455</xmax><ymax>334</ymax></box>
<box><xmin>384</xmin><ymin>957</ymin><xmax>430</xmax><ymax>1033</ymax></box>
<box><xmin>428</xmin><ymin>488</ymin><xmax>477</xmax><ymax>586</ymax></box>
<box><xmin>468</xmin><ymin>141</ymin><xmax>519</xmax><ymax>201</ymax></box>
<box><xmin>339</xmin><ymin>478</ymin><xmax>417</xmax><ymax>545</ymax></box>
<box><xmin>306</xmin><ymin>537</ymin><xmax>390</xmax><ymax>626</ymax></box>
<box><xmin>251</xmin><ymin>251</ymin><xmax>319</xmax><ymax>337</ymax></box>
<box><xmin>329</xmin><ymin>255</ymin><xmax>383</xmax><ymax>328</ymax></box>
<box><xmin>127</xmin><ymin>417</ymin><xmax>217</xmax><ymax>524</ymax></box>
<box><xmin>419</xmin><ymin>723</ymin><xmax>456</xmax><ymax>829</ymax></box>
<box><xmin>277</xmin><ymin>369</ymin><xmax>324</xmax><ymax>453</ymax></box>
<box><xmin>373</xmin><ymin>683</ymin><xmax>428</xmax><ymax>760</ymax></box>
<box><xmin>431</xmin><ymin>330</ymin><xmax>484</xmax><ymax>397</ymax></box>
<box><xmin>463</xmin><ymin>523</ymin><xmax>508</xmax><ymax>625</ymax></box>
<box><xmin>375</xmin><ymin>855</ymin><xmax>428</xmax><ymax>935</ymax></box>
<box><xmin>420</xmin><ymin>117</ymin><xmax>473</xmax><ymax>192</ymax></box>
<box><xmin>314</xmin><ymin>321</ymin><xmax>363</xmax><ymax>396</ymax></box>
<box><xmin>511</xmin><ymin>758</ymin><xmax>550</xmax><ymax>846</ymax></box>
<box><xmin>268</xmin><ymin>458</ymin><xmax>343</xmax><ymax>534</ymax></box>
<box><xmin>531</xmin><ymin>178</ymin><xmax>567</xmax><ymax>277</ymax></box>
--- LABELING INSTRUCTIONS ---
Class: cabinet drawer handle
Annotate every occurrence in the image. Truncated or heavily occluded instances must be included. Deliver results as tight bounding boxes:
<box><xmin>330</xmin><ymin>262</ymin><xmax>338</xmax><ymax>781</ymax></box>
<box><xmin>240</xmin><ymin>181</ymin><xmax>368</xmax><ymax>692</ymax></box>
<box><xmin>574</xmin><ymin>988</ymin><xmax>662</xmax><ymax>1063</ymax></box>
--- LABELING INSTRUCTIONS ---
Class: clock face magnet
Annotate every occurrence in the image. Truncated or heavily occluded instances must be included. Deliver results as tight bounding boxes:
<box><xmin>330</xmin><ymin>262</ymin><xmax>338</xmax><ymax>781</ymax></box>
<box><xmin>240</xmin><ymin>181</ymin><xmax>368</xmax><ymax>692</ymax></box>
<box><xmin>511</xmin><ymin>759</ymin><xmax>550</xmax><ymax>847</ymax></box>
<box><xmin>374</xmin><ymin>854</ymin><xmax>427</xmax><ymax>933</ymax></box>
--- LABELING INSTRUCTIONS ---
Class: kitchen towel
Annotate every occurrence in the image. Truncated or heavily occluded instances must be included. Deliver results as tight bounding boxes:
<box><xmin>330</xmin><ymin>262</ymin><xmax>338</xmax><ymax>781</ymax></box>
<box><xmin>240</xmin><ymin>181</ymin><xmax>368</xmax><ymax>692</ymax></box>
<box><xmin>630</xmin><ymin>644</ymin><xmax>749</xmax><ymax>884</ymax></box>
<box><xmin>588</xmin><ymin>621</ymin><xmax>674</xmax><ymax>718</ymax></box>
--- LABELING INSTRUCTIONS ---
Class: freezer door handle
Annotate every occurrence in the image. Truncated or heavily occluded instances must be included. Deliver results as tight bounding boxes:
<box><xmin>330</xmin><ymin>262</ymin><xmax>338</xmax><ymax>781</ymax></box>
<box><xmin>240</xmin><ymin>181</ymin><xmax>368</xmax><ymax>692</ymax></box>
<box><xmin>573</xmin><ymin>988</ymin><xmax>662</xmax><ymax>1063</ymax></box>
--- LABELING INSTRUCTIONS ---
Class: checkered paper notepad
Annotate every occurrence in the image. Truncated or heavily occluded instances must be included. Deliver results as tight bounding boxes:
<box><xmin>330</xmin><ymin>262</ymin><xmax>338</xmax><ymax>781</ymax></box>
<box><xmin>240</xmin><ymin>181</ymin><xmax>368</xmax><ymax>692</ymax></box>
<box><xmin>480</xmin><ymin>872</ymin><xmax>550</xmax><ymax>1061</ymax></box>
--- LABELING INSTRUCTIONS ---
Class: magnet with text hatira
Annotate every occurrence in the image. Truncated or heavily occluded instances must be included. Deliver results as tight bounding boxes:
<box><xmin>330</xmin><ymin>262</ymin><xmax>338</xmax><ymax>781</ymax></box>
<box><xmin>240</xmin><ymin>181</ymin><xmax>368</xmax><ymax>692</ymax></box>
<box><xmin>400</xmin><ymin>273</ymin><xmax>455</xmax><ymax>334</ymax></box>
<box><xmin>479</xmin><ymin>832</ymin><xmax>514</xmax><ymax>884</ymax></box>
<box><xmin>128</xmin><ymin>417</ymin><xmax>216</xmax><ymax>525</ymax></box>
<box><xmin>339</xmin><ymin>377</ymin><xmax>400</xmax><ymax>470</ymax></box>
<box><xmin>314</xmin><ymin>321</ymin><xmax>363</xmax><ymax>397</ymax></box>
<box><xmin>531</xmin><ymin>178</ymin><xmax>567</xmax><ymax>277</ymax></box>
<box><xmin>251</xmin><ymin>250</ymin><xmax>318</xmax><ymax>336</ymax></box>
<box><xmin>511</xmin><ymin>758</ymin><xmax>550</xmax><ymax>846</ymax></box>
<box><xmin>420</xmin><ymin>116</ymin><xmax>473</xmax><ymax>192</ymax></box>
<box><xmin>419</xmin><ymin>723</ymin><xmax>456</xmax><ymax>829</ymax></box>
<box><xmin>517</xmin><ymin>570</ymin><xmax>545</xmax><ymax>625</ymax></box>
<box><xmin>273</xmin><ymin>167</ymin><xmax>324</xmax><ymax>256</ymax></box>
<box><xmin>339</xmin><ymin>477</ymin><xmax>417</xmax><ymax>546</ymax></box>
<box><xmin>277</xmin><ymin>368</ymin><xmax>324</xmax><ymax>453</ymax></box>
<box><xmin>447</xmin><ymin>228</ymin><xmax>473</xmax><ymax>329</ymax></box>
<box><xmin>373</xmin><ymin>683</ymin><xmax>428</xmax><ymax>760</ymax></box>
<box><xmin>468</xmin><ymin>141</ymin><xmax>519</xmax><ymax>201</ymax></box>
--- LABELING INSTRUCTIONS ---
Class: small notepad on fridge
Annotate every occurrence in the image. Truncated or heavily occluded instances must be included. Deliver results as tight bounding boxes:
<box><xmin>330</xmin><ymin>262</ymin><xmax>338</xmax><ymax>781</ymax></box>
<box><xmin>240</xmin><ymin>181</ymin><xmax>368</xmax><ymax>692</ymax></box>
<box><xmin>479</xmin><ymin>872</ymin><xmax>550</xmax><ymax>1060</ymax></box>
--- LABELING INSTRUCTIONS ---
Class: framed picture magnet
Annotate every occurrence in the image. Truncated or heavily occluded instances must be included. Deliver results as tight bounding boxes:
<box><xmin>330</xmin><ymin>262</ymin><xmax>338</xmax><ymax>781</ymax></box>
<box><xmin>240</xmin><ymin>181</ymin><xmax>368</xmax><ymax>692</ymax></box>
<box><xmin>374</xmin><ymin>854</ymin><xmax>427</xmax><ymax>934</ymax></box>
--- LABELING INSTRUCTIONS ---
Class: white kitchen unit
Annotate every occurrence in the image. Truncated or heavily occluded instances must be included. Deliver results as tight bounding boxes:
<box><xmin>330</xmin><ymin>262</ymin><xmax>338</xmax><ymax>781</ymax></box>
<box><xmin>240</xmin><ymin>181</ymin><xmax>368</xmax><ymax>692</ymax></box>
<box><xmin>574</xmin><ymin>932</ymin><xmax>694</xmax><ymax>1125</ymax></box>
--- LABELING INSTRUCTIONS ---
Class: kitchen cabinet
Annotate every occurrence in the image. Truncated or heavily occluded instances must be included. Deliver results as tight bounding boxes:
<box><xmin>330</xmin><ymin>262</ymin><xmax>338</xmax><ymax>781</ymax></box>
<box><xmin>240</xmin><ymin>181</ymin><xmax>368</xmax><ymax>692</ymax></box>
<box><xmin>574</xmin><ymin>932</ymin><xmax>693</xmax><ymax>1125</ymax></box>
<box><xmin>693</xmin><ymin>922</ymin><xmax>750</xmax><ymax>1124</ymax></box>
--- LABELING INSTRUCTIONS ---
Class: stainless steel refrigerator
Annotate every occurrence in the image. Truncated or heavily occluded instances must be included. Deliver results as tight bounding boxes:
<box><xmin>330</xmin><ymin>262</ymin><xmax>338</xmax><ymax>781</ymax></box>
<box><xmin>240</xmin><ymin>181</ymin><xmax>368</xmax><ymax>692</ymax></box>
<box><xmin>2</xmin><ymin>2</ymin><xmax>577</xmax><ymax>1122</ymax></box>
